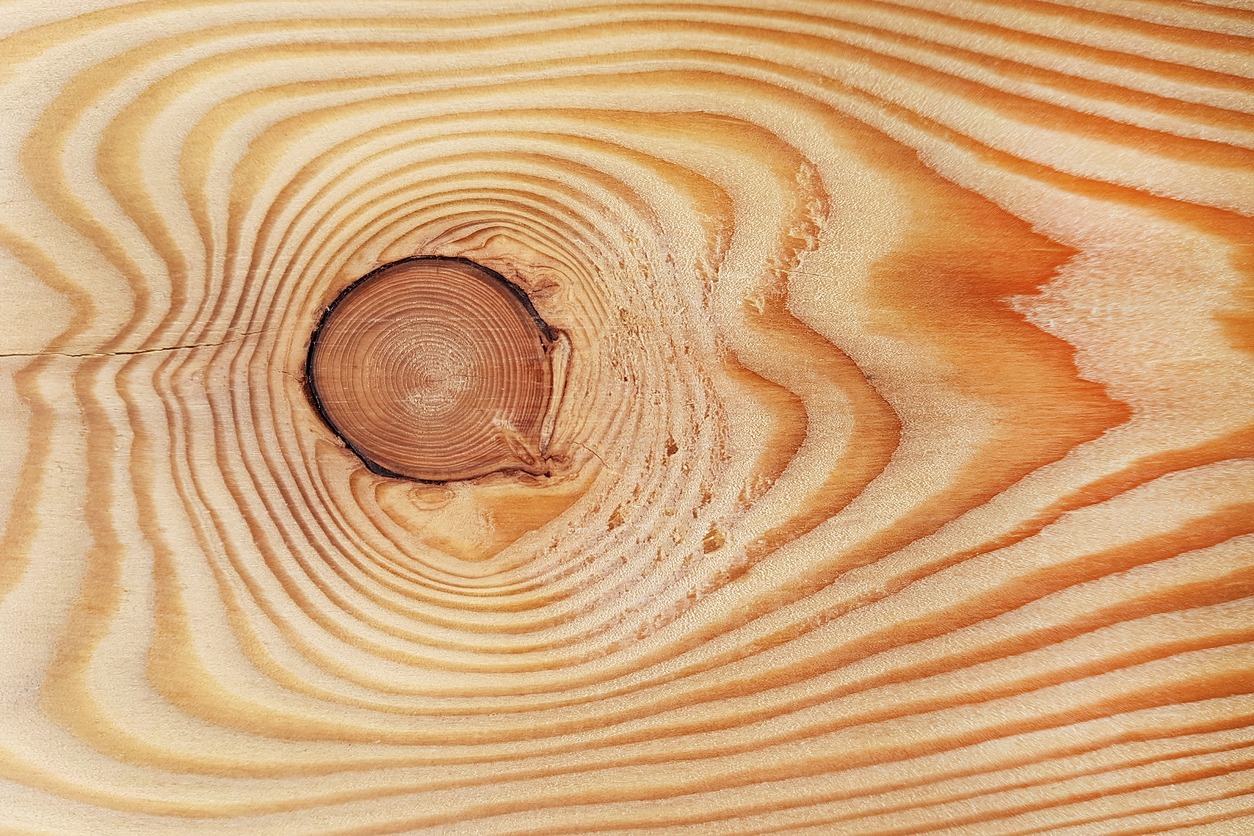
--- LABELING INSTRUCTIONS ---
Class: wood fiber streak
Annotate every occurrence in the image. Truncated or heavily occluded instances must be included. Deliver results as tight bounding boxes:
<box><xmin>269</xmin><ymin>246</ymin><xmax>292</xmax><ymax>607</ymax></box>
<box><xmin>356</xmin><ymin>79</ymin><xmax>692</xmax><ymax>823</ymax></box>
<box><xmin>0</xmin><ymin>1</ymin><xmax>1251</xmax><ymax>833</ymax></box>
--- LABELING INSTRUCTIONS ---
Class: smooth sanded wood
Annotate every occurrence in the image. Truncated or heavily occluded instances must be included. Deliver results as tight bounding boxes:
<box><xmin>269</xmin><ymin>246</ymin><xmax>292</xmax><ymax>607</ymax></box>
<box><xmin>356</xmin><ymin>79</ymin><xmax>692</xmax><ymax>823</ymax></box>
<box><xmin>0</xmin><ymin>1</ymin><xmax>1252</xmax><ymax>834</ymax></box>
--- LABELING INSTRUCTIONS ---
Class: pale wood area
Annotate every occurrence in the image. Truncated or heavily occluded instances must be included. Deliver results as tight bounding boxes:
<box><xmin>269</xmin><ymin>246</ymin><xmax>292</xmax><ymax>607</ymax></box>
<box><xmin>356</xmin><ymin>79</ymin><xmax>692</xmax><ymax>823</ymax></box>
<box><xmin>1</xmin><ymin>1</ymin><xmax>1252</xmax><ymax>833</ymax></box>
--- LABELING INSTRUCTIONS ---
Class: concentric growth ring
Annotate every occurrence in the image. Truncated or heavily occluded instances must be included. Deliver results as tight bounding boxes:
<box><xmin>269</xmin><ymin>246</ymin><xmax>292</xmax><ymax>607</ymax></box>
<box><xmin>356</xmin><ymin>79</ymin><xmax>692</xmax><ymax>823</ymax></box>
<box><xmin>307</xmin><ymin>257</ymin><xmax>557</xmax><ymax>482</ymax></box>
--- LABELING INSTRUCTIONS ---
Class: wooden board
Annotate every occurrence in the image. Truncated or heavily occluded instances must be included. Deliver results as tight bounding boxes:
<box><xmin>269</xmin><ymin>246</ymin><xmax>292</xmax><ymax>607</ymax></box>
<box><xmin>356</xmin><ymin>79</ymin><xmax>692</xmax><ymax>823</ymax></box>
<box><xmin>1</xmin><ymin>1</ymin><xmax>1252</xmax><ymax>832</ymax></box>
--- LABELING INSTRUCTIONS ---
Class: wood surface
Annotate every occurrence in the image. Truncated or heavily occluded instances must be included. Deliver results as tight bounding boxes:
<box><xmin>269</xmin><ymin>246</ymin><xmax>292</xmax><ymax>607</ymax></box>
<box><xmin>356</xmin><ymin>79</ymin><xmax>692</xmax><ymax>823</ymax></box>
<box><xmin>1</xmin><ymin>0</ymin><xmax>1252</xmax><ymax>833</ymax></box>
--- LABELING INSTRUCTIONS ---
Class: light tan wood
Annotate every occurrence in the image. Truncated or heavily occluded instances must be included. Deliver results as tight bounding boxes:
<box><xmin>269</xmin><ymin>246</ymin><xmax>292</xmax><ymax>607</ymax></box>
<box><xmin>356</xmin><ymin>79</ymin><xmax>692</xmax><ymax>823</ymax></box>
<box><xmin>0</xmin><ymin>1</ymin><xmax>1252</xmax><ymax>833</ymax></box>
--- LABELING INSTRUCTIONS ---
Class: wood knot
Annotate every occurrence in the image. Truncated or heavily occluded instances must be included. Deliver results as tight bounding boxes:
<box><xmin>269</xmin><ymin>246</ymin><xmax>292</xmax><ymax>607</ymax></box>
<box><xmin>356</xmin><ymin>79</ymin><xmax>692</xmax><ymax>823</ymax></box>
<box><xmin>307</xmin><ymin>257</ymin><xmax>557</xmax><ymax>482</ymax></box>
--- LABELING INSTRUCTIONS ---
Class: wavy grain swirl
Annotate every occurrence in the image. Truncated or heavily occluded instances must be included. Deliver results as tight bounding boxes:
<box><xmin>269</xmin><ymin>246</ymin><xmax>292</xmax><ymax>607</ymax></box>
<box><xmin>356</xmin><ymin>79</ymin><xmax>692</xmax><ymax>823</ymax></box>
<box><xmin>1</xmin><ymin>1</ymin><xmax>1252</xmax><ymax>832</ymax></box>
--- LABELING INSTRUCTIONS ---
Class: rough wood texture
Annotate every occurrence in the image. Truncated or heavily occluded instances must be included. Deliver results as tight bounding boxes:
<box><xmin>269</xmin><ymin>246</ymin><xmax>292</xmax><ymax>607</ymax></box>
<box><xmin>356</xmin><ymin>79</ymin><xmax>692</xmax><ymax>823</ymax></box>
<box><xmin>1</xmin><ymin>1</ymin><xmax>1252</xmax><ymax>833</ymax></box>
